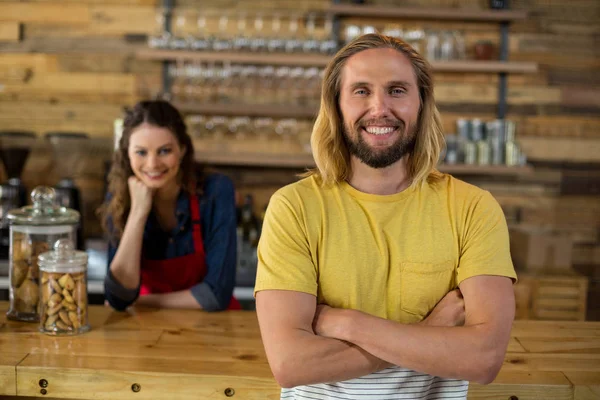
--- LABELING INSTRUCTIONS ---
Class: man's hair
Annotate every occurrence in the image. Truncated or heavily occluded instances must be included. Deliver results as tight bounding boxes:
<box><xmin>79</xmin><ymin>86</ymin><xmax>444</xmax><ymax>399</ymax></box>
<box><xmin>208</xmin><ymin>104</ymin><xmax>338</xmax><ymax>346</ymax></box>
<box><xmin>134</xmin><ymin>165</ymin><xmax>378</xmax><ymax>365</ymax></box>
<box><xmin>307</xmin><ymin>33</ymin><xmax>445</xmax><ymax>186</ymax></box>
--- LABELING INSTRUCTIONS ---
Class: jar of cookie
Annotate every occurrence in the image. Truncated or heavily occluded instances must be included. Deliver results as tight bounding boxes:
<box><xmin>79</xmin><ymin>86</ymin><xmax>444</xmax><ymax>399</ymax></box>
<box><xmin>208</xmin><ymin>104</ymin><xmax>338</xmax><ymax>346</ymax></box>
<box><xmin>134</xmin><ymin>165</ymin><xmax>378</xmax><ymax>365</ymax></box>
<box><xmin>6</xmin><ymin>186</ymin><xmax>80</xmax><ymax>322</ymax></box>
<box><xmin>38</xmin><ymin>239</ymin><xmax>89</xmax><ymax>335</ymax></box>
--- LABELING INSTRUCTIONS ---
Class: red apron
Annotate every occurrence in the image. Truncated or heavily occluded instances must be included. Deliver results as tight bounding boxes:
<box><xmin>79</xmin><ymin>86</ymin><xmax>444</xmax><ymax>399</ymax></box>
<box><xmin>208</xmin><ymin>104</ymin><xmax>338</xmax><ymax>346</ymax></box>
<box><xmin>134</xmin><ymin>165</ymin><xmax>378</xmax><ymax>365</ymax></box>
<box><xmin>139</xmin><ymin>193</ymin><xmax>241</xmax><ymax>310</ymax></box>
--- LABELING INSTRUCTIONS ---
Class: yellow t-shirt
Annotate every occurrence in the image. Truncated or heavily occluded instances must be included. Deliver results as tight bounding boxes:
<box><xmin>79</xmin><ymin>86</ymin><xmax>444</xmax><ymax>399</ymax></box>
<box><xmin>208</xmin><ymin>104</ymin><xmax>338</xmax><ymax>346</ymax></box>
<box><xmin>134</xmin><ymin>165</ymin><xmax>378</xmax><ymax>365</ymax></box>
<box><xmin>255</xmin><ymin>172</ymin><xmax>517</xmax><ymax>324</ymax></box>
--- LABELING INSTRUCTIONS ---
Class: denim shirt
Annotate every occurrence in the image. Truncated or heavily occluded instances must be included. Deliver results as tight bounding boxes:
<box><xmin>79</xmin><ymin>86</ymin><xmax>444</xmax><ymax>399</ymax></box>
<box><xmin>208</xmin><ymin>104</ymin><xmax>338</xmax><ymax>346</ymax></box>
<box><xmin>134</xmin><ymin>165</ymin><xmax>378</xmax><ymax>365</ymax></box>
<box><xmin>104</xmin><ymin>173</ymin><xmax>237</xmax><ymax>311</ymax></box>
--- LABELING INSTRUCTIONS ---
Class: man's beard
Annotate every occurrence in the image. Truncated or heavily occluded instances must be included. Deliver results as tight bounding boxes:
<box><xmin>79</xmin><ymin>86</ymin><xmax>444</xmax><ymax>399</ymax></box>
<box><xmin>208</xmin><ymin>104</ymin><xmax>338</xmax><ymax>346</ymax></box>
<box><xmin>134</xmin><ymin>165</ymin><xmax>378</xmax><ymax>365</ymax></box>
<box><xmin>343</xmin><ymin>119</ymin><xmax>417</xmax><ymax>169</ymax></box>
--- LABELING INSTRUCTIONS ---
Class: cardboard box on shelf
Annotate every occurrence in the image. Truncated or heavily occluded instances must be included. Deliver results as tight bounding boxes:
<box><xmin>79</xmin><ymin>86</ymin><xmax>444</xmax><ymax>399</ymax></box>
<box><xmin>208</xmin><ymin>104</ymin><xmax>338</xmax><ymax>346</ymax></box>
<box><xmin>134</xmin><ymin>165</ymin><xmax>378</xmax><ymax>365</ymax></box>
<box><xmin>510</xmin><ymin>226</ymin><xmax>573</xmax><ymax>271</ymax></box>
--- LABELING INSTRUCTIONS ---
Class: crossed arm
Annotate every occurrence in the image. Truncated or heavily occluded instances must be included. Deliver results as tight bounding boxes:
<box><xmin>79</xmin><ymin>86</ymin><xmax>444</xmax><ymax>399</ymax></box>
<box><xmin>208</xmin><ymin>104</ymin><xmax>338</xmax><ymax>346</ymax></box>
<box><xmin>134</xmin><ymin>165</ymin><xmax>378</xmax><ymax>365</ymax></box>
<box><xmin>256</xmin><ymin>274</ymin><xmax>515</xmax><ymax>388</ymax></box>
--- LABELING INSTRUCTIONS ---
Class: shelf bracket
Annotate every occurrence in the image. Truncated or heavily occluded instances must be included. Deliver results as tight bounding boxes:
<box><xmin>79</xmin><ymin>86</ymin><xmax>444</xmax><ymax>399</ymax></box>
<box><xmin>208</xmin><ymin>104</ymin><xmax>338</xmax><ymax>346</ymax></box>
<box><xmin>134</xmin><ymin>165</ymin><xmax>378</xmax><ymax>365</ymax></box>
<box><xmin>160</xmin><ymin>0</ymin><xmax>175</xmax><ymax>100</ymax></box>
<box><xmin>497</xmin><ymin>21</ymin><xmax>510</xmax><ymax>119</ymax></box>
<box><xmin>332</xmin><ymin>0</ymin><xmax>342</xmax><ymax>50</ymax></box>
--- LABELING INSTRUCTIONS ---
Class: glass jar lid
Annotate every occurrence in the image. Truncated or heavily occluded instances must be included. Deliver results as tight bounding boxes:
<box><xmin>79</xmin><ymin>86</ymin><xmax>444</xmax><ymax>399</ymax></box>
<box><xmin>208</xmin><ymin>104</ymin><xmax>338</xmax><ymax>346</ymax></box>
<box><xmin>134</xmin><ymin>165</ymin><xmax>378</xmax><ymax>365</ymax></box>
<box><xmin>38</xmin><ymin>239</ymin><xmax>88</xmax><ymax>273</ymax></box>
<box><xmin>7</xmin><ymin>186</ymin><xmax>80</xmax><ymax>225</ymax></box>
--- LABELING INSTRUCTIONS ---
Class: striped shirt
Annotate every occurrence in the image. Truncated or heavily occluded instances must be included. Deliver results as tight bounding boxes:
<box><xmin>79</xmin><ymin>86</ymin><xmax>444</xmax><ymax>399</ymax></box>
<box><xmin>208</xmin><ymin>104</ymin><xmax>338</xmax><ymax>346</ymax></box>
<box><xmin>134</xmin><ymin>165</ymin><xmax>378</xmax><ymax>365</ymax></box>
<box><xmin>280</xmin><ymin>367</ymin><xmax>468</xmax><ymax>400</ymax></box>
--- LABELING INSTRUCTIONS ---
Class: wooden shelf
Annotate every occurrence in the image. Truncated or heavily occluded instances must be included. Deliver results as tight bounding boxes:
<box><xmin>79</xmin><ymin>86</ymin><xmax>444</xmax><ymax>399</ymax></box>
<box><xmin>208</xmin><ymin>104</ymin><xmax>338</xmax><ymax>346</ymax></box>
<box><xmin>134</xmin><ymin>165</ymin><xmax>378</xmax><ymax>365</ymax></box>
<box><xmin>438</xmin><ymin>164</ymin><xmax>534</xmax><ymax>176</ymax></box>
<box><xmin>329</xmin><ymin>4</ymin><xmax>529</xmax><ymax>22</ymax></box>
<box><xmin>430</xmin><ymin>60</ymin><xmax>537</xmax><ymax>74</ymax></box>
<box><xmin>139</xmin><ymin>50</ymin><xmax>536</xmax><ymax>74</ymax></box>
<box><xmin>195</xmin><ymin>149</ymin><xmax>534</xmax><ymax>176</ymax></box>
<box><xmin>195</xmin><ymin>151</ymin><xmax>315</xmax><ymax>168</ymax></box>
<box><xmin>136</xmin><ymin>49</ymin><xmax>331</xmax><ymax>67</ymax></box>
<box><xmin>176</xmin><ymin>102</ymin><xmax>318</xmax><ymax>119</ymax></box>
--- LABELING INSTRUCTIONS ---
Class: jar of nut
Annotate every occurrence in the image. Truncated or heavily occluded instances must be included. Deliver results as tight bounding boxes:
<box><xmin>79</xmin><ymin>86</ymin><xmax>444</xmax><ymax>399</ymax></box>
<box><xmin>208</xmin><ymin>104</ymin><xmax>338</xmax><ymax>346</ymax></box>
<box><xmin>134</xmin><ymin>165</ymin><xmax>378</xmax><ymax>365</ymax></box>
<box><xmin>6</xmin><ymin>186</ymin><xmax>80</xmax><ymax>322</ymax></box>
<box><xmin>38</xmin><ymin>238</ymin><xmax>89</xmax><ymax>335</ymax></box>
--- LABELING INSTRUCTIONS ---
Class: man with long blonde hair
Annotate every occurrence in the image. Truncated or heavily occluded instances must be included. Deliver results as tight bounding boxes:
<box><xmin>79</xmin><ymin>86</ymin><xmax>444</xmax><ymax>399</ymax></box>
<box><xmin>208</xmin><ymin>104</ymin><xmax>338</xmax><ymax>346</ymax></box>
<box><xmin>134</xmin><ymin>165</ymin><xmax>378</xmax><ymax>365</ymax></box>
<box><xmin>255</xmin><ymin>34</ymin><xmax>516</xmax><ymax>399</ymax></box>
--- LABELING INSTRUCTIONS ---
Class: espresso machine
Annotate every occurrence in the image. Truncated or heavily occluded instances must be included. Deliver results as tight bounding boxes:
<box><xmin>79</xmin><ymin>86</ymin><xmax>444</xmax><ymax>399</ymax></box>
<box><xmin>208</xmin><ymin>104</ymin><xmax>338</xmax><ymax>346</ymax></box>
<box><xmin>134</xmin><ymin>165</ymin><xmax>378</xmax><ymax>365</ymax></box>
<box><xmin>0</xmin><ymin>131</ymin><xmax>36</xmax><ymax>259</ymax></box>
<box><xmin>45</xmin><ymin>132</ymin><xmax>89</xmax><ymax>250</ymax></box>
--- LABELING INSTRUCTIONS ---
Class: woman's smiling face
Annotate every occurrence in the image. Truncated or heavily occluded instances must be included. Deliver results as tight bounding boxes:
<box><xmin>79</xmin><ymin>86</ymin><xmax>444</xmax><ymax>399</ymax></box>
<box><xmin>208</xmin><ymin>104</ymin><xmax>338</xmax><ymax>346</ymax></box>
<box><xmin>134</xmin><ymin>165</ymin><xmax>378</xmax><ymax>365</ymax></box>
<box><xmin>127</xmin><ymin>123</ymin><xmax>186</xmax><ymax>190</ymax></box>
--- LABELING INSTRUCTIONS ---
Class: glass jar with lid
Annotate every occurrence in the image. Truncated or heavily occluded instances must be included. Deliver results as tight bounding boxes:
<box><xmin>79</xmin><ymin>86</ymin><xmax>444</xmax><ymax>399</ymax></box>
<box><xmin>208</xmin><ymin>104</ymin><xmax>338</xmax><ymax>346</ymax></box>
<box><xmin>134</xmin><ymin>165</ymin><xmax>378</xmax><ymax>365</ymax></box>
<box><xmin>6</xmin><ymin>186</ymin><xmax>80</xmax><ymax>322</ymax></box>
<box><xmin>38</xmin><ymin>238</ymin><xmax>89</xmax><ymax>335</ymax></box>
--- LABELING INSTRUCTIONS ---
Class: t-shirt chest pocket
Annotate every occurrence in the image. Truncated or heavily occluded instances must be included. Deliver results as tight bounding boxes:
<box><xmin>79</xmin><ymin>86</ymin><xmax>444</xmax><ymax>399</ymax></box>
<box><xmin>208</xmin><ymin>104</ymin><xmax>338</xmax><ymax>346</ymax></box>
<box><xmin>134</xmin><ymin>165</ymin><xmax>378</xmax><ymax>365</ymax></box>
<box><xmin>399</xmin><ymin>261</ymin><xmax>455</xmax><ymax>317</ymax></box>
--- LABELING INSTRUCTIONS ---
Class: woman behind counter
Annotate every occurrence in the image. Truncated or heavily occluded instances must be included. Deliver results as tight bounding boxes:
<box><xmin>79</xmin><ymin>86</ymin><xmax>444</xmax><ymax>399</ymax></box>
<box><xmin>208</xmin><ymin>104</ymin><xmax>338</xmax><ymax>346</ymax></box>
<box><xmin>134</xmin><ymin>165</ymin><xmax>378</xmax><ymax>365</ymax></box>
<box><xmin>99</xmin><ymin>100</ymin><xmax>239</xmax><ymax>311</ymax></box>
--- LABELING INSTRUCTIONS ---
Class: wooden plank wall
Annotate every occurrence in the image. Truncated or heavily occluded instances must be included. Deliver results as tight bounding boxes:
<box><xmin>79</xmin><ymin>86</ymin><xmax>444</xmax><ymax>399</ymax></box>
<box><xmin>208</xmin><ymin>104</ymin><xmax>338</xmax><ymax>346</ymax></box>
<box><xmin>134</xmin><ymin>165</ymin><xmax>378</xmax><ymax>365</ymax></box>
<box><xmin>0</xmin><ymin>0</ymin><xmax>598</xmax><ymax>301</ymax></box>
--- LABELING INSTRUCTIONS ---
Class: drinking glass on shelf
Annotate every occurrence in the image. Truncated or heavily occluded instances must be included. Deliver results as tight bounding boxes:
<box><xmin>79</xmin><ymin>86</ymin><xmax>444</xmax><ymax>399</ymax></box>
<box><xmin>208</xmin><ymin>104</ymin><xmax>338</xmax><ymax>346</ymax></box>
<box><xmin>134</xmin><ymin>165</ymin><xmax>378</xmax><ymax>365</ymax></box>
<box><xmin>267</xmin><ymin>13</ymin><xmax>285</xmax><ymax>53</ymax></box>
<box><xmin>206</xmin><ymin>116</ymin><xmax>228</xmax><ymax>142</ymax></box>
<box><xmin>405</xmin><ymin>27</ymin><xmax>425</xmax><ymax>54</ymax></box>
<box><xmin>257</xmin><ymin>66</ymin><xmax>276</xmax><ymax>105</ymax></box>
<box><xmin>453</xmin><ymin>31</ymin><xmax>466</xmax><ymax>60</ymax></box>
<box><xmin>344</xmin><ymin>24</ymin><xmax>362</xmax><ymax>44</ymax></box>
<box><xmin>319</xmin><ymin>15</ymin><xmax>337</xmax><ymax>54</ymax></box>
<box><xmin>362</xmin><ymin>25</ymin><xmax>377</xmax><ymax>35</ymax></box>
<box><xmin>233</xmin><ymin>12</ymin><xmax>250</xmax><ymax>51</ymax></box>
<box><xmin>229</xmin><ymin>117</ymin><xmax>252</xmax><ymax>140</ymax></box>
<box><xmin>274</xmin><ymin>67</ymin><xmax>291</xmax><ymax>105</ymax></box>
<box><xmin>425</xmin><ymin>30</ymin><xmax>440</xmax><ymax>61</ymax></box>
<box><xmin>250</xmin><ymin>13</ymin><xmax>267</xmax><ymax>52</ymax></box>
<box><xmin>241</xmin><ymin>66</ymin><xmax>259</xmax><ymax>104</ymax></box>
<box><xmin>285</xmin><ymin>15</ymin><xmax>302</xmax><ymax>53</ymax></box>
<box><xmin>149</xmin><ymin>7</ymin><xmax>170</xmax><ymax>48</ymax></box>
<box><xmin>253</xmin><ymin>117</ymin><xmax>275</xmax><ymax>141</ymax></box>
<box><xmin>186</xmin><ymin>115</ymin><xmax>206</xmax><ymax>139</ymax></box>
<box><xmin>204</xmin><ymin>62</ymin><xmax>220</xmax><ymax>103</ymax></box>
<box><xmin>298</xmin><ymin>67</ymin><xmax>319</xmax><ymax>107</ymax></box>
<box><xmin>383</xmin><ymin>24</ymin><xmax>403</xmax><ymax>39</ymax></box>
<box><xmin>170</xmin><ymin>10</ymin><xmax>190</xmax><ymax>49</ymax></box>
<box><xmin>276</xmin><ymin>119</ymin><xmax>299</xmax><ymax>138</ymax></box>
<box><xmin>289</xmin><ymin>67</ymin><xmax>305</xmax><ymax>106</ymax></box>
<box><xmin>191</xmin><ymin>12</ymin><xmax>210</xmax><ymax>51</ymax></box>
<box><xmin>213</xmin><ymin>13</ymin><xmax>233</xmax><ymax>51</ymax></box>
<box><xmin>216</xmin><ymin>62</ymin><xmax>234</xmax><ymax>104</ymax></box>
<box><xmin>168</xmin><ymin>60</ymin><xmax>186</xmax><ymax>101</ymax></box>
<box><xmin>440</xmin><ymin>31</ymin><xmax>455</xmax><ymax>61</ymax></box>
<box><xmin>303</xmin><ymin>13</ymin><xmax>320</xmax><ymax>53</ymax></box>
<box><xmin>182</xmin><ymin>62</ymin><xmax>197</xmax><ymax>103</ymax></box>
<box><xmin>296</xmin><ymin>119</ymin><xmax>313</xmax><ymax>153</ymax></box>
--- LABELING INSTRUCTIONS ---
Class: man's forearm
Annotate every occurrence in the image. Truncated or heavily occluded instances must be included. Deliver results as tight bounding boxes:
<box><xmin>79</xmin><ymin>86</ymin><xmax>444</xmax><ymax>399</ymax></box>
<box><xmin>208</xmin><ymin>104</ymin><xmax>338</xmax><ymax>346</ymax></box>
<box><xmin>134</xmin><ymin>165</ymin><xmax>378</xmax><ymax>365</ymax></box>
<box><xmin>267</xmin><ymin>327</ymin><xmax>388</xmax><ymax>388</ymax></box>
<box><xmin>335</xmin><ymin>310</ymin><xmax>505</xmax><ymax>384</ymax></box>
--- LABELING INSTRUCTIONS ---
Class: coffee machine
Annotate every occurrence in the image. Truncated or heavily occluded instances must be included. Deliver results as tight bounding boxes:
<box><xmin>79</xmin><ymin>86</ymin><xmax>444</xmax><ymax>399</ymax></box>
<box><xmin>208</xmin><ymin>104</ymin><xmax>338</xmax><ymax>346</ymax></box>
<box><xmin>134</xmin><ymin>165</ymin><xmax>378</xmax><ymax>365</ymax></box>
<box><xmin>45</xmin><ymin>132</ymin><xmax>89</xmax><ymax>250</ymax></box>
<box><xmin>0</xmin><ymin>131</ymin><xmax>36</xmax><ymax>259</ymax></box>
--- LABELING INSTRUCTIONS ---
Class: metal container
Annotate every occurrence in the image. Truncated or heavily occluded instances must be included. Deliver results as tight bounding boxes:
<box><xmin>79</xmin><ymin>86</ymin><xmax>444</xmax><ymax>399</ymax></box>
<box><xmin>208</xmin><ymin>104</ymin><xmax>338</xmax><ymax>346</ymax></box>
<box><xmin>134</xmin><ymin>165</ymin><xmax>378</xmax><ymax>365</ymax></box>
<box><xmin>477</xmin><ymin>140</ymin><xmax>491</xmax><ymax>165</ymax></box>
<box><xmin>464</xmin><ymin>141</ymin><xmax>477</xmax><ymax>165</ymax></box>
<box><xmin>456</xmin><ymin>119</ymin><xmax>470</xmax><ymax>141</ymax></box>
<box><xmin>6</xmin><ymin>186</ymin><xmax>79</xmax><ymax>322</ymax></box>
<box><xmin>38</xmin><ymin>239</ymin><xmax>89</xmax><ymax>335</ymax></box>
<box><xmin>470</xmin><ymin>119</ymin><xmax>484</xmax><ymax>142</ymax></box>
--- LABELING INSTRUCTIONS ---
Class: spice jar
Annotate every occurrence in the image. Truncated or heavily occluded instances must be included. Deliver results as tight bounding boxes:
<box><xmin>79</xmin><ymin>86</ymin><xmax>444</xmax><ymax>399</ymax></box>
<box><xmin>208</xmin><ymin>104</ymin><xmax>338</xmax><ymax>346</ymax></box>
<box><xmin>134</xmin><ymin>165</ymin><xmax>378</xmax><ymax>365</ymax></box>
<box><xmin>38</xmin><ymin>239</ymin><xmax>90</xmax><ymax>335</ymax></box>
<box><xmin>6</xmin><ymin>186</ymin><xmax>80</xmax><ymax>322</ymax></box>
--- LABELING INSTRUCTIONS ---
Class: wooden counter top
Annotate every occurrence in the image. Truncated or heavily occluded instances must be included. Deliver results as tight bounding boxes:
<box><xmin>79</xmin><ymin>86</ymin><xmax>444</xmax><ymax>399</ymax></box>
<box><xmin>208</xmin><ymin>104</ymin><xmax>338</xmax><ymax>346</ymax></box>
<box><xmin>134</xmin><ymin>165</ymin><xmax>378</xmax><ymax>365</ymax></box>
<box><xmin>1</xmin><ymin>302</ymin><xmax>599</xmax><ymax>399</ymax></box>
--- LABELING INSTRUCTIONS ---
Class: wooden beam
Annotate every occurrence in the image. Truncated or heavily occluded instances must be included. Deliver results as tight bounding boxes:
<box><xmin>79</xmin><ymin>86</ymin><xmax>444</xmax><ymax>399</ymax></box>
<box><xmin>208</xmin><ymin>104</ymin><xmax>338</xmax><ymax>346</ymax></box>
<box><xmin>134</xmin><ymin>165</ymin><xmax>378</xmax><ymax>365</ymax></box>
<box><xmin>329</xmin><ymin>4</ymin><xmax>528</xmax><ymax>22</ymax></box>
<box><xmin>136</xmin><ymin>49</ymin><xmax>332</xmax><ymax>67</ymax></box>
<box><xmin>432</xmin><ymin>61</ymin><xmax>537</xmax><ymax>74</ymax></box>
<box><xmin>518</xmin><ymin>137</ymin><xmax>600</xmax><ymax>163</ymax></box>
<box><xmin>88</xmin><ymin>5</ymin><xmax>155</xmax><ymax>35</ymax></box>
<box><xmin>175</xmin><ymin>102</ymin><xmax>318</xmax><ymax>119</ymax></box>
<box><xmin>562</xmin><ymin>87</ymin><xmax>600</xmax><ymax>109</ymax></box>
<box><xmin>2</xmin><ymin>72</ymin><xmax>136</xmax><ymax>96</ymax></box>
<box><xmin>0</xmin><ymin>22</ymin><xmax>20</xmax><ymax>42</ymax></box>
<box><xmin>0</xmin><ymin>54</ymin><xmax>58</xmax><ymax>72</ymax></box>
<box><xmin>0</xmin><ymin>3</ymin><xmax>90</xmax><ymax>24</ymax></box>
